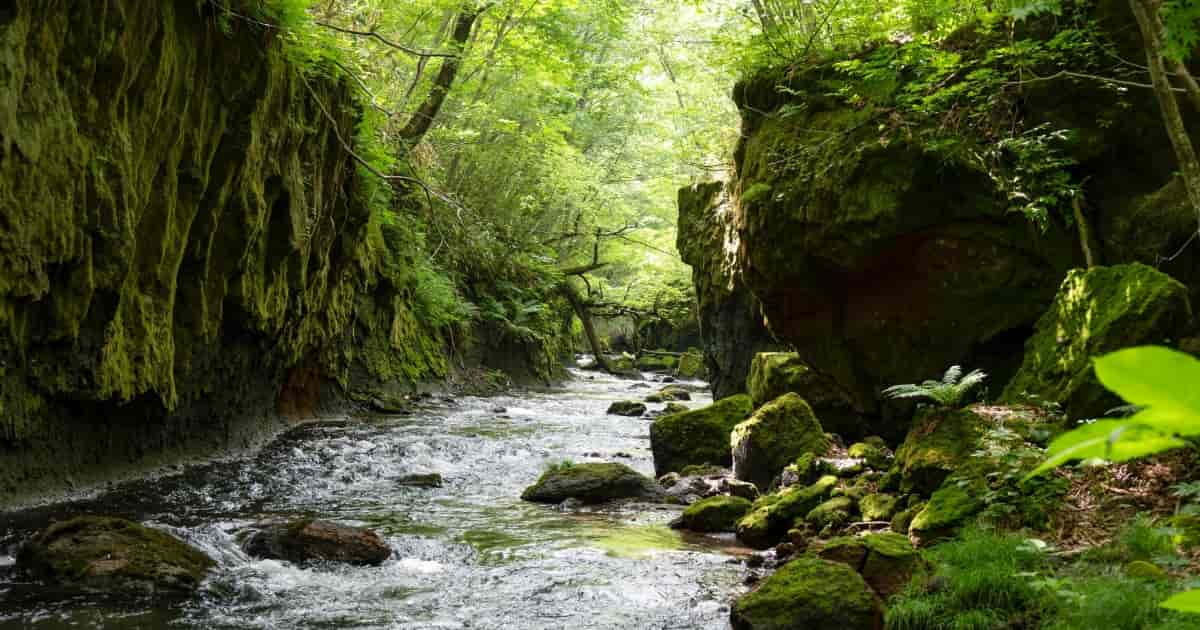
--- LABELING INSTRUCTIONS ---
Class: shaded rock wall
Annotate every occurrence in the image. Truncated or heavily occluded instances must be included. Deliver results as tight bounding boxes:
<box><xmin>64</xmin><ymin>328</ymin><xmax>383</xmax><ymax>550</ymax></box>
<box><xmin>677</xmin><ymin>181</ymin><xmax>777</xmax><ymax>399</ymax></box>
<box><xmin>0</xmin><ymin>0</ymin><xmax>447</xmax><ymax>504</ymax></box>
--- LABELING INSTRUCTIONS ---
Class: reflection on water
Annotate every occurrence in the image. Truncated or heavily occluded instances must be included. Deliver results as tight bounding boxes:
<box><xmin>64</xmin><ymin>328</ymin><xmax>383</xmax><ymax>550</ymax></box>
<box><xmin>0</xmin><ymin>370</ymin><xmax>747</xmax><ymax>629</ymax></box>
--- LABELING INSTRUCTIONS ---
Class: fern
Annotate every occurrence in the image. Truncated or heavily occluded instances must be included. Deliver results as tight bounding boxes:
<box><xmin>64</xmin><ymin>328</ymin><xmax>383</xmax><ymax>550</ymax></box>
<box><xmin>882</xmin><ymin>365</ymin><xmax>988</xmax><ymax>408</ymax></box>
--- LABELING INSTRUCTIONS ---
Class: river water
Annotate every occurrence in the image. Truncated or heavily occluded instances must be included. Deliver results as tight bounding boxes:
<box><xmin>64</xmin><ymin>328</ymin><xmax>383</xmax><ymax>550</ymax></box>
<box><xmin>0</xmin><ymin>369</ymin><xmax>749</xmax><ymax>629</ymax></box>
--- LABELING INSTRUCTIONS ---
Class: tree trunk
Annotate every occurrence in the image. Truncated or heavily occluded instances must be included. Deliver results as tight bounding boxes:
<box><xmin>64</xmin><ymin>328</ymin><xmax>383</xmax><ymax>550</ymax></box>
<box><xmin>561</xmin><ymin>281</ymin><xmax>614</xmax><ymax>374</ymax></box>
<box><xmin>399</xmin><ymin>7</ymin><xmax>483</xmax><ymax>147</ymax></box>
<box><xmin>1073</xmin><ymin>197</ymin><xmax>1101</xmax><ymax>268</ymax></box>
<box><xmin>1130</xmin><ymin>0</ymin><xmax>1200</xmax><ymax>224</ymax></box>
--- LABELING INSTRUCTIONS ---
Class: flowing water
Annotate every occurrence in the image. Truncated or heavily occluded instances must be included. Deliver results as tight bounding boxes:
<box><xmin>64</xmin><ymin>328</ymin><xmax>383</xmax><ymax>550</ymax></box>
<box><xmin>0</xmin><ymin>369</ymin><xmax>750</xmax><ymax>629</ymax></box>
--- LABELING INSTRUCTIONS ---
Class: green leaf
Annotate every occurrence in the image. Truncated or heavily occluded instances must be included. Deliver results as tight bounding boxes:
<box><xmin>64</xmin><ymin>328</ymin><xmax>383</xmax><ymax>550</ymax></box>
<box><xmin>1025</xmin><ymin>419</ymin><xmax>1187</xmax><ymax>480</ymax></box>
<box><xmin>1093</xmin><ymin>346</ymin><xmax>1200</xmax><ymax>420</ymax></box>
<box><xmin>1161</xmin><ymin>588</ymin><xmax>1200</xmax><ymax>613</ymax></box>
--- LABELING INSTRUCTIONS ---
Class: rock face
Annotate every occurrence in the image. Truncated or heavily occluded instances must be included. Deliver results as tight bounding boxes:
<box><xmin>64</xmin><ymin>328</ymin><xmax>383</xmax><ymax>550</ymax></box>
<box><xmin>746</xmin><ymin>353</ymin><xmax>865</xmax><ymax>438</ymax></box>
<box><xmin>1002</xmin><ymin>264</ymin><xmax>1193</xmax><ymax>418</ymax></box>
<box><xmin>243</xmin><ymin>520</ymin><xmax>391</xmax><ymax>566</ymax></box>
<box><xmin>672</xmin><ymin>495</ymin><xmax>754</xmax><ymax>532</ymax></box>
<box><xmin>17</xmin><ymin>516</ymin><xmax>214</xmax><ymax>594</ymax></box>
<box><xmin>0</xmin><ymin>0</ymin><xmax>455</xmax><ymax>504</ymax></box>
<box><xmin>731</xmin><ymin>393</ymin><xmax>830</xmax><ymax>490</ymax></box>
<box><xmin>718</xmin><ymin>3</ymin><xmax>1198</xmax><ymax>428</ymax></box>
<box><xmin>677</xmin><ymin>182</ymin><xmax>777</xmax><ymax>399</ymax></box>
<box><xmin>650</xmin><ymin>394</ymin><xmax>754</xmax><ymax>476</ymax></box>
<box><xmin>730</xmin><ymin>557</ymin><xmax>883</xmax><ymax>630</ymax></box>
<box><xmin>520</xmin><ymin>463</ymin><xmax>662</xmax><ymax>504</ymax></box>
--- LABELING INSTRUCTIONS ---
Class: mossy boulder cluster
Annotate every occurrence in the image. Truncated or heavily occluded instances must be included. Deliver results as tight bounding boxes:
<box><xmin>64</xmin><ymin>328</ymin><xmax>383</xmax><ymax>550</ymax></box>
<box><xmin>520</xmin><ymin>463</ymin><xmax>662</xmax><ymax>504</ymax></box>
<box><xmin>746</xmin><ymin>353</ymin><xmax>864</xmax><ymax>438</ymax></box>
<box><xmin>730</xmin><ymin>557</ymin><xmax>883</xmax><ymax>630</ymax></box>
<box><xmin>732</xmin><ymin>393</ymin><xmax>830</xmax><ymax>490</ymax></box>
<box><xmin>17</xmin><ymin>516</ymin><xmax>214</xmax><ymax>595</ymax></box>
<box><xmin>650</xmin><ymin>394</ymin><xmax>753</xmax><ymax>475</ymax></box>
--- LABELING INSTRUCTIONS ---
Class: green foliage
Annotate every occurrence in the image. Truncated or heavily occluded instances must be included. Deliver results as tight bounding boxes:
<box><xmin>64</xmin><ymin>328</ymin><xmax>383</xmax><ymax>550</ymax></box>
<box><xmin>1162</xmin><ymin>1</ymin><xmax>1200</xmax><ymax>61</ymax></box>
<box><xmin>883</xmin><ymin>366</ymin><xmax>987</xmax><ymax>408</ymax></box>
<box><xmin>971</xmin><ymin>426</ymin><xmax>1068</xmax><ymax>530</ymax></box>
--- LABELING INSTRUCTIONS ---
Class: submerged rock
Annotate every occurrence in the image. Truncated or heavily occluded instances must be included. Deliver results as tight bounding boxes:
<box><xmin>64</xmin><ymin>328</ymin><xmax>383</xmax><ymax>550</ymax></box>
<box><xmin>732</xmin><ymin>393</ymin><xmax>830</xmax><ymax>490</ymax></box>
<box><xmin>607</xmin><ymin>401</ymin><xmax>648</xmax><ymax>417</ymax></box>
<box><xmin>672</xmin><ymin>496</ymin><xmax>754</xmax><ymax>533</ymax></box>
<box><xmin>17</xmin><ymin>516</ymin><xmax>214</xmax><ymax>595</ymax></box>
<box><xmin>730</xmin><ymin>557</ymin><xmax>883</xmax><ymax>630</ymax></box>
<box><xmin>521</xmin><ymin>462</ymin><xmax>662</xmax><ymax>504</ymax></box>
<box><xmin>650</xmin><ymin>394</ymin><xmax>754</xmax><ymax>476</ymax></box>
<box><xmin>242</xmin><ymin>520</ymin><xmax>392</xmax><ymax>566</ymax></box>
<box><xmin>395</xmin><ymin>473</ymin><xmax>444</xmax><ymax>488</ymax></box>
<box><xmin>1003</xmin><ymin>263</ymin><xmax>1193</xmax><ymax>418</ymax></box>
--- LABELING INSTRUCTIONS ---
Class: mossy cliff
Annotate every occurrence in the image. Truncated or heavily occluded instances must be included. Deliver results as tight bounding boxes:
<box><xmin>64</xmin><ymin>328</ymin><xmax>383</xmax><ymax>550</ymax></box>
<box><xmin>676</xmin><ymin>181</ymin><xmax>776</xmax><ymax>399</ymax></box>
<box><xmin>710</xmin><ymin>0</ymin><xmax>1198</xmax><ymax>424</ymax></box>
<box><xmin>0</xmin><ymin>1</ymin><xmax>452</xmax><ymax>504</ymax></box>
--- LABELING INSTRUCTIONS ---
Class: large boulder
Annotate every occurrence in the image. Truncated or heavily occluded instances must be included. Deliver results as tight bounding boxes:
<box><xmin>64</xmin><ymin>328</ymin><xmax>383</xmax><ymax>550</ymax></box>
<box><xmin>1002</xmin><ymin>264</ymin><xmax>1193</xmax><ymax>419</ymax></box>
<box><xmin>816</xmin><ymin>532</ymin><xmax>923</xmax><ymax>599</ymax></box>
<box><xmin>746</xmin><ymin>353</ymin><xmax>866</xmax><ymax>438</ymax></box>
<box><xmin>730</xmin><ymin>557</ymin><xmax>883</xmax><ymax>630</ymax></box>
<box><xmin>17</xmin><ymin>516</ymin><xmax>214</xmax><ymax>595</ymax></box>
<box><xmin>737</xmin><ymin>475</ymin><xmax>837</xmax><ymax>549</ymax></box>
<box><xmin>677</xmin><ymin>182</ymin><xmax>778</xmax><ymax>399</ymax></box>
<box><xmin>520</xmin><ymin>462</ymin><xmax>662</xmax><ymax>504</ymax></box>
<box><xmin>650</xmin><ymin>394</ymin><xmax>753</xmax><ymax>476</ymax></box>
<box><xmin>732</xmin><ymin>393</ymin><xmax>830</xmax><ymax>490</ymax></box>
<box><xmin>243</xmin><ymin>520</ymin><xmax>391</xmax><ymax>566</ymax></box>
<box><xmin>672</xmin><ymin>495</ymin><xmax>754</xmax><ymax>532</ymax></box>
<box><xmin>894</xmin><ymin>407</ymin><xmax>984</xmax><ymax>495</ymax></box>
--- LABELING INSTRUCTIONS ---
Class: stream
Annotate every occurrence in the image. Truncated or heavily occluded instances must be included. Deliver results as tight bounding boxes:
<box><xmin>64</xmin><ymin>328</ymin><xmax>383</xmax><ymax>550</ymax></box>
<box><xmin>0</xmin><ymin>368</ymin><xmax>750</xmax><ymax>629</ymax></box>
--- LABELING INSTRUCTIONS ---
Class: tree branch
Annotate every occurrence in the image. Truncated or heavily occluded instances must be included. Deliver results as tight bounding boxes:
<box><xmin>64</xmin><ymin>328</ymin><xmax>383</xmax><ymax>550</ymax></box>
<box><xmin>315</xmin><ymin>20</ymin><xmax>460</xmax><ymax>58</ymax></box>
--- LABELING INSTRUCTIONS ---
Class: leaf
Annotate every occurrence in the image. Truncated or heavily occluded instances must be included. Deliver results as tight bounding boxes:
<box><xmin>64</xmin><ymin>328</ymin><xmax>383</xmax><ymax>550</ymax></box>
<box><xmin>1161</xmin><ymin>588</ymin><xmax>1200</xmax><ymax>613</ymax></box>
<box><xmin>1025</xmin><ymin>419</ymin><xmax>1188</xmax><ymax>480</ymax></box>
<box><xmin>1094</xmin><ymin>347</ymin><xmax>1200</xmax><ymax>420</ymax></box>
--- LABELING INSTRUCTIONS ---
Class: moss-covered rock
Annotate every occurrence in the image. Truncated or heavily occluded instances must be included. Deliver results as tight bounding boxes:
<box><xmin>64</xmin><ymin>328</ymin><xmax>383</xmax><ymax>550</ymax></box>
<box><xmin>737</xmin><ymin>475</ymin><xmax>838</xmax><ymax>549</ymax></box>
<box><xmin>521</xmin><ymin>463</ymin><xmax>662</xmax><ymax>504</ymax></box>
<box><xmin>730</xmin><ymin>557</ymin><xmax>883</xmax><ymax>630</ymax></box>
<box><xmin>673</xmin><ymin>496</ymin><xmax>754</xmax><ymax>532</ymax></box>
<box><xmin>1124</xmin><ymin>560</ymin><xmax>1169</xmax><ymax>580</ymax></box>
<box><xmin>816</xmin><ymin>532</ymin><xmax>921</xmax><ymax>598</ymax></box>
<box><xmin>637</xmin><ymin>353</ymin><xmax>678</xmax><ymax>372</ymax></box>
<box><xmin>859</xmin><ymin>493</ymin><xmax>899</xmax><ymax>522</ymax></box>
<box><xmin>891</xmin><ymin>502</ymin><xmax>925</xmax><ymax>535</ymax></box>
<box><xmin>732</xmin><ymin>393</ymin><xmax>831</xmax><ymax>490</ymax></box>
<box><xmin>909</xmin><ymin>480</ymin><xmax>983</xmax><ymax>545</ymax></box>
<box><xmin>745</xmin><ymin>353</ymin><xmax>866</xmax><ymax>438</ymax></box>
<box><xmin>607</xmin><ymin>401</ymin><xmax>648</xmax><ymax>417</ymax></box>
<box><xmin>894</xmin><ymin>407</ymin><xmax>984</xmax><ymax>494</ymax></box>
<box><xmin>646</xmin><ymin>385</ymin><xmax>692</xmax><ymax>403</ymax></box>
<box><xmin>1002</xmin><ymin>264</ymin><xmax>1193</xmax><ymax>418</ymax></box>
<box><xmin>663</xmin><ymin>402</ymin><xmax>690</xmax><ymax>415</ymax></box>
<box><xmin>242</xmin><ymin>519</ymin><xmax>391</xmax><ymax>566</ymax></box>
<box><xmin>17</xmin><ymin>516</ymin><xmax>214</xmax><ymax>594</ymax></box>
<box><xmin>847</xmin><ymin>440</ymin><xmax>892</xmax><ymax>470</ymax></box>
<box><xmin>650</xmin><ymin>394</ymin><xmax>753</xmax><ymax>476</ymax></box>
<box><xmin>806</xmin><ymin>496</ymin><xmax>856</xmax><ymax>529</ymax></box>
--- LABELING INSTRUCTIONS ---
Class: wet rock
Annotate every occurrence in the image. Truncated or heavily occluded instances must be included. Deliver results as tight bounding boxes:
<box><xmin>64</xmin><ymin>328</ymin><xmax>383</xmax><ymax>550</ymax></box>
<box><xmin>607</xmin><ymin>401</ymin><xmax>648</xmax><ymax>417</ymax></box>
<box><xmin>737</xmin><ymin>475</ymin><xmax>837</xmax><ymax>549</ymax></box>
<box><xmin>730</xmin><ymin>557</ymin><xmax>883</xmax><ymax>630</ymax></box>
<box><xmin>650</xmin><ymin>395</ymin><xmax>754</xmax><ymax>475</ymax></box>
<box><xmin>17</xmin><ymin>516</ymin><xmax>214</xmax><ymax>595</ymax></box>
<box><xmin>629</xmin><ymin>383</ymin><xmax>653</xmax><ymax>390</ymax></box>
<box><xmin>660</xmin><ymin>376</ymin><xmax>677</xmax><ymax>384</ymax></box>
<box><xmin>491</xmin><ymin>406</ymin><xmax>508</xmax><ymax>414</ymax></box>
<box><xmin>1003</xmin><ymin>263</ymin><xmax>1193</xmax><ymax>418</ymax></box>
<box><xmin>672</xmin><ymin>496</ymin><xmax>754</xmax><ymax>532</ymax></box>
<box><xmin>395</xmin><ymin>473</ymin><xmax>444</xmax><ymax>488</ymax></box>
<box><xmin>732</xmin><ymin>393</ymin><xmax>830</xmax><ymax>490</ymax></box>
<box><xmin>242</xmin><ymin>520</ymin><xmax>392</xmax><ymax>566</ymax></box>
<box><xmin>722</xmin><ymin>478</ymin><xmax>761</xmax><ymax>501</ymax></box>
<box><xmin>663</xmin><ymin>402</ymin><xmax>690</xmax><ymax>415</ymax></box>
<box><xmin>661</xmin><ymin>474</ymin><xmax>716</xmax><ymax>503</ymax></box>
<box><xmin>365</xmin><ymin>393</ymin><xmax>410</xmax><ymax>414</ymax></box>
<box><xmin>645</xmin><ymin>386</ymin><xmax>692</xmax><ymax>403</ymax></box>
<box><xmin>520</xmin><ymin>462</ymin><xmax>663</xmax><ymax>504</ymax></box>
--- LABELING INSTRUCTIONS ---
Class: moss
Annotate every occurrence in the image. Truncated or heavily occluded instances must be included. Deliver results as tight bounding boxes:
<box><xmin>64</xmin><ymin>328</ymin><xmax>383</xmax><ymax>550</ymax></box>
<box><xmin>737</xmin><ymin>475</ymin><xmax>838</xmax><ymax>549</ymax></box>
<box><xmin>17</xmin><ymin>516</ymin><xmax>214</xmax><ymax>594</ymax></box>
<box><xmin>1123</xmin><ymin>560</ymin><xmax>1169</xmax><ymax>580</ymax></box>
<box><xmin>732</xmin><ymin>393</ymin><xmax>830</xmax><ymax>489</ymax></box>
<box><xmin>848</xmin><ymin>441</ymin><xmax>892</xmax><ymax>470</ymax></box>
<box><xmin>745</xmin><ymin>352</ymin><xmax>865</xmax><ymax>438</ymax></box>
<box><xmin>677</xmin><ymin>350</ymin><xmax>706</xmax><ymax>379</ymax></box>
<box><xmin>637</xmin><ymin>354</ymin><xmax>678</xmax><ymax>371</ymax></box>
<box><xmin>891</xmin><ymin>502</ymin><xmax>925</xmax><ymax>535</ymax></box>
<box><xmin>677</xmin><ymin>496</ymin><xmax>754</xmax><ymax>532</ymax></box>
<box><xmin>730</xmin><ymin>557</ymin><xmax>882</xmax><ymax>630</ymax></box>
<box><xmin>663</xmin><ymin>402</ymin><xmax>690</xmax><ymax>415</ymax></box>
<box><xmin>649</xmin><ymin>394</ymin><xmax>753</xmax><ymax>476</ymax></box>
<box><xmin>806</xmin><ymin>496</ymin><xmax>856</xmax><ymax>529</ymax></box>
<box><xmin>894</xmin><ymin>407</ymin><xmax>984</xmax><ymax>495</ymax></box>
<box><xmin>679</xmin><ymin>464</ymin><xmax>727</xmax><ymax>477</ymax></box>
<box><xmin>909</xmin><ymin>480</ymin><xmax>984</xmax><ymax>543</ymax></box>
<box><xmin>860</xmin><ymin>493</ymin><xmax>900</xmax><ymax>522</ymax></box>
<box><xmin>1002</xmin><ymin>264</ymin><xmax>1193</xmax><ymax>418</ymax></box>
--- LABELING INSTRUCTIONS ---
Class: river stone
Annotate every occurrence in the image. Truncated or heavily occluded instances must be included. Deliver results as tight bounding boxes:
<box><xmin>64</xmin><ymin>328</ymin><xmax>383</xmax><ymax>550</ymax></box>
<box><xmin>607</xmin><ymin>401</ymin><xmax>648</xmax><ymax>416</ymax></box>
<box><xmin>730</xmin><ymin>557</ymin><xmax>883</xmax><ymax>630</ymax></box>
<box><xmin>521</xmin><ymin>462</ymin><xmax>662</xmax><ymax>504</ymax></box>
<box><xmin>732</xmin><ymin>393</ymin><xmax>830</xmax><ymax>490</ymax></box>
<box><xmin>395</xmin><ymin>473</ymin><xmax>444</xmax><ymax>488</ymax></box>
<box><xmin>737</xmin><ymin>475</ymin><xmax>838</xmax><ymax>549</ymax></box>
<box><xmin>650</xmin><ymin>394</ymin><xmax>754</xmax><ymax>476</ymax></box>
<box><xmin>17</xmin><ymin>516</ymin><xmax>214</xmax><ymax>595</ymax></box>
<box><xmin>672</xmin><ymin>496</ymin><xmax>754</xmax><ymax>532</ymax></box>
<box><xmin>242</xmin><ymin>520</ymin><xmax>392</xmax><ymax>566</ymax></box>
<box><xmin>1002</xmin><ymin>263</ymin><xmax>1193</xmax><ymax>419</ymax></box>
